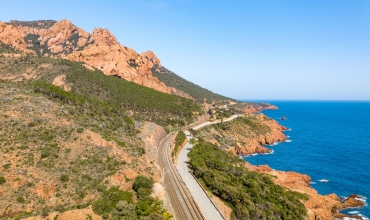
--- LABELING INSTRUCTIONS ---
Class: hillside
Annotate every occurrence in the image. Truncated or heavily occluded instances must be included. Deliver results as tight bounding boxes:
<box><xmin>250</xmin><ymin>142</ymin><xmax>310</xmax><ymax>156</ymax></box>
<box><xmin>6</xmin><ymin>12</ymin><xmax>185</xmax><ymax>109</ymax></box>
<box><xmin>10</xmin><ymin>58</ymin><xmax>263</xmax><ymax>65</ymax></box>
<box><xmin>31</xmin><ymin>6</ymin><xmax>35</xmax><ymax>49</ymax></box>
<box><xmin>0</xmin><ymin>80</ymin><xmax>171</xmax><ymax>219</ymax></box>
<box><xmin>188</xmin><ymin>140</ymin><xmax>308</xmax><ymax>219</ymax></box>
<box><xmin>152</xmin><ymin>66</ymin><xmax>232</xmax><ymax>102</ymax></box>
<box><xmin>194</xmin><ymin>114</ymin><xmax>287</xmax><ymax>155</ymax></box>
<box><xmin>0</xmin><ymin>53</ymin><xmax>203</xmax><ymax>129</ymax></box>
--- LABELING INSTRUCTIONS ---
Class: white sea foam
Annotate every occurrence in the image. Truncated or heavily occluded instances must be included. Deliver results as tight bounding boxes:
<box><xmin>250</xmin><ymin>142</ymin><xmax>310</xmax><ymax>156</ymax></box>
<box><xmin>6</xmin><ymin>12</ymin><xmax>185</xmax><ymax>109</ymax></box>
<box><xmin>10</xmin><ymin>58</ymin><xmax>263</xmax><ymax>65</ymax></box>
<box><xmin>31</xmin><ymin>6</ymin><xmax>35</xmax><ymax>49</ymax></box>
<box><xmin>269</xmin><ymin>142</ymin><xmax>279</xmax><ymax>146</ymax></box>
<box><xmin>355</xmin><ymin>196</ymin><xmax>367</xmax><ymax>204</ymax></box>
<box><xmin>263</xmin><ymin>149</ymin><xmax>274</xmax><ymax>155</ymax></box>
<box><xmin>244</xmin><ymin>153</ymin><xmax>258</xmax><ymax>157</ymax></box>
<box><xmin>319</xmin><ymin>179</ymin><xmax>329</xmax><ymax>182</ymax></box>
<box><xmin>348</xmin><ymin>211</ymin><xmax>360</xmax><ymax>214</ymax></box>
<box><xmin>244</xmin><ymin>150</ymin><xmax>274</xmax><ymax>157</ymax></box>
<box><xmin>285</xmin><ymin>140</ymin><xmax>292</xmax><ymax>143</ymax></box>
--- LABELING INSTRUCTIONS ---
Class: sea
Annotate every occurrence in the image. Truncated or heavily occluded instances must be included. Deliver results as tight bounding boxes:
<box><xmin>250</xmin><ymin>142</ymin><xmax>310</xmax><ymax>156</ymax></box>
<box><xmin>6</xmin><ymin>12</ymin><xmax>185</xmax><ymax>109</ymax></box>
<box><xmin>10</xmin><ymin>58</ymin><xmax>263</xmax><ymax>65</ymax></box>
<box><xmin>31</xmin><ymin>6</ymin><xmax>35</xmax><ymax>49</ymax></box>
<box><xmin>241</xmin><ymin>101</ymin><xmax>370</xmax><ymax>219</ymax></box>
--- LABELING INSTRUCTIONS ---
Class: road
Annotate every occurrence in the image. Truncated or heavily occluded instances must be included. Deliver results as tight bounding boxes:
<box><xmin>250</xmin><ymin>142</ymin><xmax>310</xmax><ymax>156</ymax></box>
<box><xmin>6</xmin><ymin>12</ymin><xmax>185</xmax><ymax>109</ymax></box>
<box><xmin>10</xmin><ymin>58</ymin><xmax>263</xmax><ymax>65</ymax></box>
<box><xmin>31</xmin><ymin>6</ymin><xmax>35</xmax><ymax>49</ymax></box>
<box><xmin>158</xmin><ymin>115</ymin><xmax>240</xmax><ymax>220</ymax></box>
<box><xmin>177</xmin><ymin>132</ymin><xmax>225</xmax><ymax>220</ymax></box>
<box><xmin>191</xmin><ymin>114</ymin><xmax>239</xmax><ymax>130</ymax></box>
<box><xmin>158</xmin><ymin>133</ymin><xmax>205</xmax><ymax>220</ymax></box>
<box><xmin>177</xmin><ymin>115</ymin><xmax>241</xmax><ymax>220</ymax></box>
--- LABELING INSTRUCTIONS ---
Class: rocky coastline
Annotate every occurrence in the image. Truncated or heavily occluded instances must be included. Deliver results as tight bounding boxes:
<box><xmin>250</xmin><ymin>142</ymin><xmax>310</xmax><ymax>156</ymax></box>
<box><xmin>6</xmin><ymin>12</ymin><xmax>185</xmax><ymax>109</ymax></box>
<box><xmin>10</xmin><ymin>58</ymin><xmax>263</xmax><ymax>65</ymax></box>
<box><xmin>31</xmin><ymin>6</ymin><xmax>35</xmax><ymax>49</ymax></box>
<box><xmin>195</xmin><ymin>108</ymin><xmax>365</xmax><ymax>220</ymax></box>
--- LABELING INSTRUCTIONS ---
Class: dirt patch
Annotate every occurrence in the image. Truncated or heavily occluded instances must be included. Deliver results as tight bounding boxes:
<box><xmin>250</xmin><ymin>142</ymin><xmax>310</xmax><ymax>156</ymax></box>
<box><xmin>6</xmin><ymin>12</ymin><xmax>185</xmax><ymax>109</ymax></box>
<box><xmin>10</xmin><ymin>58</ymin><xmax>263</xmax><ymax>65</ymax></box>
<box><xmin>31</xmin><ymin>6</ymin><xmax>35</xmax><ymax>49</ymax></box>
<box><xmin>52</xmin><ymin>74</ymin><xmax>71</xmax><ymax>91</ymax></box>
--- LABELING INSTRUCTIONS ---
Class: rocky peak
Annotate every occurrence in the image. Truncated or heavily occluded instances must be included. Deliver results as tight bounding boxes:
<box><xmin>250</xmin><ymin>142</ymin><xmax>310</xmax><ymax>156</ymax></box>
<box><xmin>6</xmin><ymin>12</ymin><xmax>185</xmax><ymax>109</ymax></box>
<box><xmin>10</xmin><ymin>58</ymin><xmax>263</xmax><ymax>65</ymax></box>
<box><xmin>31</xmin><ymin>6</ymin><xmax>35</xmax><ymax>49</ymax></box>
<box><xmin>1</xmin><ymin>19</ymin><xmax>171</xmax><ymax>94</ymax></box>
<box><xmin>91</xmin><ymin>28</ymin><xmax>118</xmax><ymax>46</ymax></box>
<box><xmin>7</xmin><ymin>20</ymin><xmax>57</xmax><ymax>29</ymax></box>
<box><xmin>0</xmin><ymin>22</ymin><xmax>33</xmax><ymax>53</ymax></box>
<box><xmin>141</xmin><ymin>50</ymin><xmax>161</xmax><ymax>69</ymax></box>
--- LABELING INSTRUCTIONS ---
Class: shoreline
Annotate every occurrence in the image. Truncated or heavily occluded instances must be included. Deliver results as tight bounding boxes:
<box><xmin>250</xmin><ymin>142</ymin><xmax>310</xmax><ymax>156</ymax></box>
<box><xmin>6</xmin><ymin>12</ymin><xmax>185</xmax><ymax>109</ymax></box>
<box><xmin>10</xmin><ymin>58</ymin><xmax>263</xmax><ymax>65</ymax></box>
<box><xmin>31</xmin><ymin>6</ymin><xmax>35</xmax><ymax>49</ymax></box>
<box><xmin>241</xmin><ymin>113</ymin><xmax>366</xmax><ymax>220</ymax></box>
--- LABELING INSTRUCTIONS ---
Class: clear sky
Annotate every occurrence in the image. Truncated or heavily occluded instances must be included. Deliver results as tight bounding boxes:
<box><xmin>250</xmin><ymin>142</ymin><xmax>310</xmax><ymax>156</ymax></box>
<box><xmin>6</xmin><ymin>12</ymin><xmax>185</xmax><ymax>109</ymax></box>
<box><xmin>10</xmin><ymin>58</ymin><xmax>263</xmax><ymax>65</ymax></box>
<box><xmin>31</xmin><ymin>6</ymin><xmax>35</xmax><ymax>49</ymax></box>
<box><xmin>2</xmin><ymin>0</ymin><xmax>370</xmax><ymax>100</ymax></box>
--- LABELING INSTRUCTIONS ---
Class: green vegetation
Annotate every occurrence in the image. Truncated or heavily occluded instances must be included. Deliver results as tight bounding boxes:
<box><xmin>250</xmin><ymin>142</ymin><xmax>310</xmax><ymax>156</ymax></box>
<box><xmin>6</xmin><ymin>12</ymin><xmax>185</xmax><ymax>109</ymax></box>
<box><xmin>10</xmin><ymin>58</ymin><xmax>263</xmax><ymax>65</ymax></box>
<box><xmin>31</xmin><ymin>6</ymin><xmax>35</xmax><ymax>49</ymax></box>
<box><xmin>0</xmin><ymin>56</ymin><xmax>203</xmax><ymax>128</ymax></box>
<box><xmin>31</xmin><ymin>80</ymin><xmax>138</xmax><ymax>139</ymax></box>
<box><xmin>0</xmin><ymin>42</ymin><xmax>20</xmax><ymax>54</ymax></box>
<box><xmin>152</xmin><ymin>66</ymin><xmax>232</xmax><ymax>102</ymax></box>
<box><xmin>237</xmin><ymin>116</ymin><xmax>271</xmax><ymax>134</ymax></box>
<box><xmin>90</xmin><ymin>176</ymin><xmax>170</xmax><ymax>219</ymax></box>
<box><xmin>7</xmin><ymin>20</ymin><xmax>56</xmax><ymax>28</ymax></box>
<box><xmin>60</xmin><ymin>174</ymin><xmax>69</xmax><ymax>182</ymax></box>
<box><xmin>0</xmin><ymin>176</ymin><xmax>5</xmax><ymax>185</ymax></box>
<box><xmin>92</xmin><ymin>187</ymin><xmax>133</xmax><ymax>215</ymax></box>
<box><xmin>132</xmin><ymin>175</ymin><xmax>154</xmax><ymax>192</ymax></box>
<box><xmin>16</xmin><ymin>196</ymin><xmax>25</xmax><ymax>204</ymax></box>
<box><xmin>172</xmin><ymin>131</ymin><xmax>186</xmax><ymax>156</ymax></box>
<box><xmin>188</xmin><ymin>140</ymin><xmax>308</xmax><ymax>220</ymax></box>
<box><xmin>0</xmin><ymin>80</ymin><xmax>146</xmax><ymax>217</ymax></box>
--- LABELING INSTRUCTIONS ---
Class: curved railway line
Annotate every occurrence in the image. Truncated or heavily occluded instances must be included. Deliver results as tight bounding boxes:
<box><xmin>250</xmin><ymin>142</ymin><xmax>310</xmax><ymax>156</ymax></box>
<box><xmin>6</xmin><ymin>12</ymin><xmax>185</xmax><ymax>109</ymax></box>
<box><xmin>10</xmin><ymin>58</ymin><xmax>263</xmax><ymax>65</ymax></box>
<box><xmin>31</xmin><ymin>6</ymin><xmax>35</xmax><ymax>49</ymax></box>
<box><xmin>158</xmin><ymin>134</ymin><xmax>205</xmax><ymax>220</ymax></box>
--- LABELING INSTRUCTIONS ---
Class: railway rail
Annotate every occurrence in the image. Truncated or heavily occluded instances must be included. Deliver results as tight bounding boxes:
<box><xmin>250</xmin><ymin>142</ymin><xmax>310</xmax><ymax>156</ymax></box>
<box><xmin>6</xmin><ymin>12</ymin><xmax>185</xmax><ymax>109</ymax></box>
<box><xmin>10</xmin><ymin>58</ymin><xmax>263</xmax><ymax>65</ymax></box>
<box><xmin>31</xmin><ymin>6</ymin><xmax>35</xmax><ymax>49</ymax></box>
<box><xmin>158</xmin><ymin>134</ymin><xmax>205</xmax><ymax>220</ymax></box>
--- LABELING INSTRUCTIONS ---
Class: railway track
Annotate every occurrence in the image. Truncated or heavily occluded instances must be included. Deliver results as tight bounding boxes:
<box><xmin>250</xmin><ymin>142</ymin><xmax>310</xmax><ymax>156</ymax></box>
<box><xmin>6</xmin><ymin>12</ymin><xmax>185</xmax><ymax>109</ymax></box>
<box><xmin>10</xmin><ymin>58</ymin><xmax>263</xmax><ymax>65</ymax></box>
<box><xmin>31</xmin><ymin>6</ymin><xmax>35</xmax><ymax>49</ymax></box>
<box><xmin>158</xmin><ymin>134</ymin><xmax>205</xmax><ymax>220</ymax></box>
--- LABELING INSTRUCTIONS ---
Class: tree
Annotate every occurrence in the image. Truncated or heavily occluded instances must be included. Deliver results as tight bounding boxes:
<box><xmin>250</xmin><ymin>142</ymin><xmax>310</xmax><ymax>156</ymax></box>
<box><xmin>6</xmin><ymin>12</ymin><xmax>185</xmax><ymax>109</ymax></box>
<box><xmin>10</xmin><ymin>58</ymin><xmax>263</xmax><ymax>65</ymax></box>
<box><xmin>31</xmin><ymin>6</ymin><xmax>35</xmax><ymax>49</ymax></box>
<box><xmin>132</xmin><ymin>175</ymin><xmax>154</xmax><ymax>192</ymax></box>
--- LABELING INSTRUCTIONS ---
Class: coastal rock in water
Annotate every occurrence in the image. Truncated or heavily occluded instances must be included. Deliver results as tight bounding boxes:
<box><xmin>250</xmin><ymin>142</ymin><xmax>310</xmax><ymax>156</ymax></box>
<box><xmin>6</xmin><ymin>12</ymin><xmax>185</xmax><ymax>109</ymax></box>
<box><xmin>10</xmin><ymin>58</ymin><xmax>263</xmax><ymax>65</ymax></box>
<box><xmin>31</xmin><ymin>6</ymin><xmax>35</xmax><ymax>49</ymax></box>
<box><xmin>246</xmin><ymin>161</ymin><xmax>365</xmax><ymax>220</ymax></box>
<box><xmin>340</xmin><ymin>194</ymin><xmax>365</xmax><ymax>209</ymax></box>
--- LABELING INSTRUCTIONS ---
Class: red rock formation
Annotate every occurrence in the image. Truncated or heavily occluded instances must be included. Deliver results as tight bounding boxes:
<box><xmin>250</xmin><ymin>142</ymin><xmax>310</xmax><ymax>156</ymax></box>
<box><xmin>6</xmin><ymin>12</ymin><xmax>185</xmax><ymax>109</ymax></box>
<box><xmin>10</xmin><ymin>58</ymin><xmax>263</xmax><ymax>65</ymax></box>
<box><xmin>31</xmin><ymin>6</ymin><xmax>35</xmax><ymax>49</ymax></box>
<box><xmin>246</xmin><ymin>162</ymin><xmax>365</xmax><ymax>220</ymax></box>
<box><xmin>0</xmin><ymin>22</ymin><xmax>33</xmax><ymax>53</ymax></box>
<box><xmin>67</xmin><ymin>29</ymin><xmax>170</xmax><ymax>93</ymax></box>
<box><xmin>1</xmin><ymin>19</ymin><xmax>171</xmax><ymax>93</ymax></box>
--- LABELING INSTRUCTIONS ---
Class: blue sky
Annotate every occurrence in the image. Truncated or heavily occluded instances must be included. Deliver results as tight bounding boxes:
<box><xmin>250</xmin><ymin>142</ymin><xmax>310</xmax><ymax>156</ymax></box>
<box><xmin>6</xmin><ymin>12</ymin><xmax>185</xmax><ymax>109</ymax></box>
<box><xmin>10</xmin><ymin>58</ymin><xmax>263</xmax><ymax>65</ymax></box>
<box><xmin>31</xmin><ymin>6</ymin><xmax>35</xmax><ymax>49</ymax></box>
<box><xmin>2</xmin><ymin>0</ymin><xmax>370</xmax><ymax>100</ymax></box>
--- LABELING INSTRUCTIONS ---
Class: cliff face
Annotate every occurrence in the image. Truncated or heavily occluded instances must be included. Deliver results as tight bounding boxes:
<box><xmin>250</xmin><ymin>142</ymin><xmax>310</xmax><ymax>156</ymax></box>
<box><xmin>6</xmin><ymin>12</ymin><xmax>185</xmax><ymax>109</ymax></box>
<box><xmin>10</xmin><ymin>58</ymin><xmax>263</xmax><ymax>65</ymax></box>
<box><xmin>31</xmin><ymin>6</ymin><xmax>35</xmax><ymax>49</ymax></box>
<box><xmin>0</xmin><ymin>22</ymin><xmax>33</xmax><ymax>53</ymax></box>
<box><xmin>0</xmin><ymin>19</ymin><xmax>171</xmax><ymax>94</ymax></box>
<box><xmin>67</xmin><ymin>28</ymin><xmax>170</xmax><ymax>93</ymax></box>
<box><xmin>247</xmin><ymin>163</ymin><xmax>365</xmax><ymax>220</ymax></box>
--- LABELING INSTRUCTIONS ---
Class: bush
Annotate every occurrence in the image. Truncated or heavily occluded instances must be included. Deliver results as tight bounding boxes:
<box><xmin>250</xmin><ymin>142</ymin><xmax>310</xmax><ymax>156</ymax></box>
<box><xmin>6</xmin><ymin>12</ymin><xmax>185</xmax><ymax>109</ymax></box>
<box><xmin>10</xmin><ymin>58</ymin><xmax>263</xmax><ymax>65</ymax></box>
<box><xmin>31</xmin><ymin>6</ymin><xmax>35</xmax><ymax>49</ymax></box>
<box><xmin>92</xmin><ymin>199</ymin><xmax>114</xmax><ymax>215</ymax></box>
<box><xmin>104</xmin><ymin>187</ymin><xmax>133</xmax><ymax>204</ymax></box>
<box><xmin>111</xmin><ymin>201</ymin><xmax>137</xmax><ymax>219</ymax></box>
<box><xmin>60</xmin><ymin>174</ymin><xmax>69</xmax><ymax>182</ymax></box>
<box><xmin>135</xmin><ymin>197</ymin><xmax>163</xmax><ymax>217</ymax></box>
<box><xmin>132</xmin><ymin>175</ymin><xmax>154</xmax><ymax>192</ymax></box>
<box><xmin>137</xmin><ymin>187</ymin><xmax>151</xmax><ymax>199</ymax></box>
<box><xmin>17</xmin><ymin>196</ymin><xmax>25</xmax><ymax>204</ymax></box>
<box><xmin>0</xmin><ymin>176</ymin><xmax>5</xmax><ymax>185</ymax></box>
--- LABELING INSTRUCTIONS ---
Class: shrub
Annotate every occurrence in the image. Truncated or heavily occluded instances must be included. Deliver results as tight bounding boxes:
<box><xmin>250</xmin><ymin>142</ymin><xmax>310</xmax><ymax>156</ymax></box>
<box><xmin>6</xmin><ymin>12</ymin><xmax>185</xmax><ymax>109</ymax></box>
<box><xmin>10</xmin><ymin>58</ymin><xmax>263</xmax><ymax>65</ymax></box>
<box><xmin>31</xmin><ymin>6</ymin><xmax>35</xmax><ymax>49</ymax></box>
<box><xmin>17</xmin><ymin>196</ymin><xmax>25</xmax><ymax>204</ymax></box>
<box><xmin>137</xmin><ymin>187</ymin><xmax>151</xmax><ymax>199</ymax></box>
<box><xmin>132</xmin><ymin>175</ymin><xmax>154</xmax><ymax>192</ymax></box>
<box><xmin>60</xmin><ymin>174</ymin><xmax>69</xmax><ymax>182</ymax></box>
<box><xmin>135</xmin><ymin>197</ymin><xmax>163</xmax><ymax>217</ymax></box>
<box><xmin>0</xmin><ymin>176</ymin><xmax>6</xmax><ymax>185</ymax></box>
<box><xmin>105</xmin><ymin>187</ymin><xmax>133</xmax><ymax>204</ymax></box>
<box><xmin>92</xmin><ymin>199</ymin><xmax>114</xmax><ymax>215</ymax></box>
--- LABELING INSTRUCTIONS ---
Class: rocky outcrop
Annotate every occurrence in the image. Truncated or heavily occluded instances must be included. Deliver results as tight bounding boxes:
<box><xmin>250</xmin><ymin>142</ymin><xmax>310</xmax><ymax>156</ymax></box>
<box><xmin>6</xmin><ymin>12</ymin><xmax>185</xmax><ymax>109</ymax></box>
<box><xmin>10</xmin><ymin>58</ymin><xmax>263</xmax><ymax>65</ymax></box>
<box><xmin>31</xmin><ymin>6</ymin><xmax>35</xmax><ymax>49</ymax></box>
<box><xmin>67</xmin><ymin>31</ymin><xmax>170</xmax><ymax>93</ymax></box>
<box><xmin>197</xmin><ymin>113</ymin><xmax>287</xmax><ymax>156</ymax></box>
<box><xmin>0</xmin><ymin>22</ymin><xmax>33</xmax><ymax>53</ymax></box>
<box><xmin>169</xmin><ymin>87</ymin><xmax>194</xmax><ymax>100</ymax></box>
<box><xmin>247</xmin><ymin>162</ymin><xmax>365</xmax><ymax>220</ymax></box>
<box><xmin>1</xmin><ymin>19</ymin><xmax>171</xmax><ymax>93</ymax></box>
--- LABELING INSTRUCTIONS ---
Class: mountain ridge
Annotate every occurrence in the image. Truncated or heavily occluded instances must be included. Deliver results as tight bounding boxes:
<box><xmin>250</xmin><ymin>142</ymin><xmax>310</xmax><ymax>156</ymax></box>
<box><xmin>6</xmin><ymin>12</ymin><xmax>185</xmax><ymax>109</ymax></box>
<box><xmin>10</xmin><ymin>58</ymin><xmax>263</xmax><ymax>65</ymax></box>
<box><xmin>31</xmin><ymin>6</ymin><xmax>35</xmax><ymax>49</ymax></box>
<box><xmin>0</xmin><ymin>19</ymin><xmax>234</xmax><ymax>101</ymax></box>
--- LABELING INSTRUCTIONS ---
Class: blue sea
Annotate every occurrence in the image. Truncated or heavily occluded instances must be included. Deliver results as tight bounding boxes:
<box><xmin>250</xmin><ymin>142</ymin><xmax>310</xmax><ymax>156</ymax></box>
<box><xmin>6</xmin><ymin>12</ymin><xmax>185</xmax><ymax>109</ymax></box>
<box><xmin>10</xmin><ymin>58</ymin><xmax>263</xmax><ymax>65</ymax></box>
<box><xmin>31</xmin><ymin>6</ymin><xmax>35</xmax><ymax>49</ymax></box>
<box><xmin>242</xmin><ymin>101</ymin><xmax>370</xmax><ymax>219</ymax></box>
